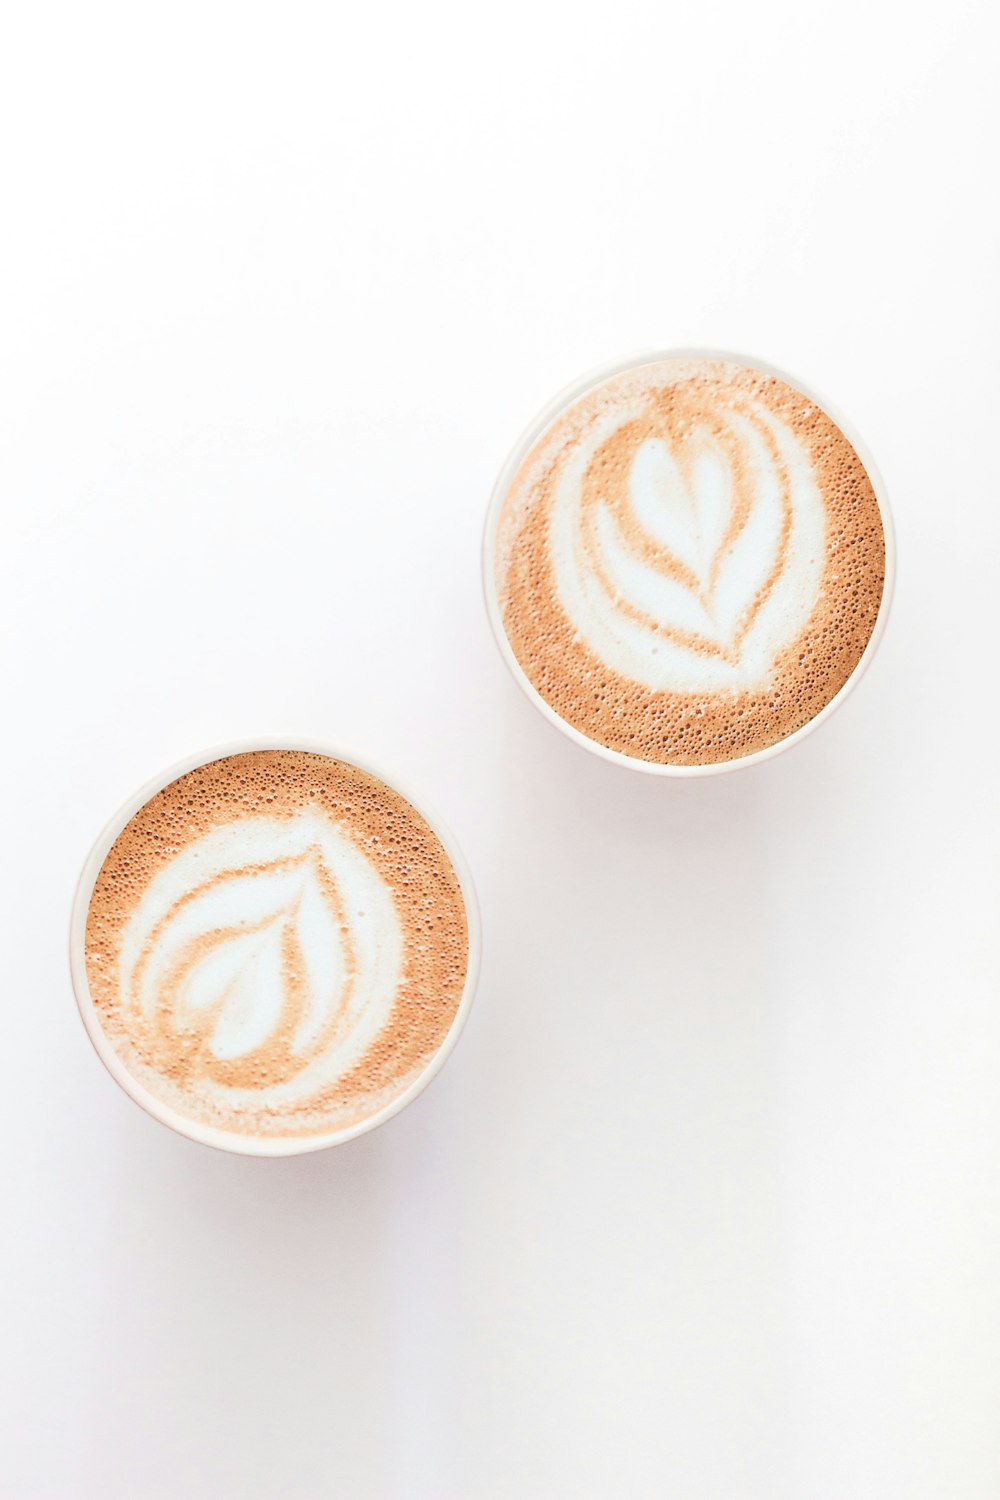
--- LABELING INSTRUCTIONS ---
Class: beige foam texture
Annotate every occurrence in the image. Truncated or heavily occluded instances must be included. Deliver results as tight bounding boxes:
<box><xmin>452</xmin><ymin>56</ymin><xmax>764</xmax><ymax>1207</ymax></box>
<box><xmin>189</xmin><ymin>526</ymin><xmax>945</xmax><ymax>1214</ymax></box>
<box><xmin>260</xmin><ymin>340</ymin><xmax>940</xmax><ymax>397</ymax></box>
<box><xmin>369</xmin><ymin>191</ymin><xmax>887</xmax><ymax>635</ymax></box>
<box><xmin>494</xmin><ymin>358</ymin><xmax>886</xmax><ymax>765</ymax></box>
<box><xmin>84</xmin><ymin>751</ymin><xmax>470</xmax><ymax>1139</ymax></box>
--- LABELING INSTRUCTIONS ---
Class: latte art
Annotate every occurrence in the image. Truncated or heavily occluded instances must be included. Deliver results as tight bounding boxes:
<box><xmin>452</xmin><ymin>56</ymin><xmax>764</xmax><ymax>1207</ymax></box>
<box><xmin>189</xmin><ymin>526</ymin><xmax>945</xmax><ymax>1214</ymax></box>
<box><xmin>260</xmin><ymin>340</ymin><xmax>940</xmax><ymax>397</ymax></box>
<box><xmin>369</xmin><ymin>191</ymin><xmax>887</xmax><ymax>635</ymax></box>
<box><xmin>80</xmin><ymin>751</ymin><xmax>473</xmax><ymax>1143</ymax></box>
<box><xmin>119</xmin><ymin>813</ymin><xmax>403</xmax><ymax>1111</ymax></box>
<box><xmin>554</xmin><ymin>393</ymin><xmax>825</xmax><ymax>694</ymax></box>
<box><xmin>491</xmin><ymin>356</ymin><xmax>888</xmax><ymax>766</ymax></box>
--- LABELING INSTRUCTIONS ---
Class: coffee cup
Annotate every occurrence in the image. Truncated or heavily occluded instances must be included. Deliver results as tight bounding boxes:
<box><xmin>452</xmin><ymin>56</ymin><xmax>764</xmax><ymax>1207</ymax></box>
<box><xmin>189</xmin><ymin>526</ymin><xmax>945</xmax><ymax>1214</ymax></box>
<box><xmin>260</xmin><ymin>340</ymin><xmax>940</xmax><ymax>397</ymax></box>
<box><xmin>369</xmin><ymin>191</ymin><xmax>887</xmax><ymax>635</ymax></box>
<box><xmin>70</xmin><ymin>739</ymin><xmax>481</xmax><ymax>1154</ymax></box>
<box><xmin>483</xmin><ymin>350</ymin><xmax>895</xmax><ymax>775</ymax></box>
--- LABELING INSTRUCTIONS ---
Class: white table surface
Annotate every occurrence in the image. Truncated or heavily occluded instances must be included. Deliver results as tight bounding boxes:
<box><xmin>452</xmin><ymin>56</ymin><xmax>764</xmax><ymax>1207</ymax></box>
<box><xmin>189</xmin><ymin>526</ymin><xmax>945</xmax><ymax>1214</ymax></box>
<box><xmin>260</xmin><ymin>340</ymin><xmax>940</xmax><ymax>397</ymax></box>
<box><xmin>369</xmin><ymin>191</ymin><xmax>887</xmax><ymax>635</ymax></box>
<box><xmin>2</xmin><ymin>3</ymin><xmax>998</xmax><ymax>1496</ymax></box>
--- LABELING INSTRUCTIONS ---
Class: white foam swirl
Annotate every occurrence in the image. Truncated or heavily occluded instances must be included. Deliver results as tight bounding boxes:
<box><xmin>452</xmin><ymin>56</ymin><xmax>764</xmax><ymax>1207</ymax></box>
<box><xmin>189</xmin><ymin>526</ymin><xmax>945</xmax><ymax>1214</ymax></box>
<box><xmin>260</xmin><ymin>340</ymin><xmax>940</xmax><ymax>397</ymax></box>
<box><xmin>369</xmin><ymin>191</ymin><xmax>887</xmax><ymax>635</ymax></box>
<box><xmin>118</xmin><ymin>811</ymin><xmax>403</xmax><ymax>1110</ymax></box>
<box><xmin>548</xmin><ymin>389</ymin><xmax>826</xmax><ymax>693</ymax></box>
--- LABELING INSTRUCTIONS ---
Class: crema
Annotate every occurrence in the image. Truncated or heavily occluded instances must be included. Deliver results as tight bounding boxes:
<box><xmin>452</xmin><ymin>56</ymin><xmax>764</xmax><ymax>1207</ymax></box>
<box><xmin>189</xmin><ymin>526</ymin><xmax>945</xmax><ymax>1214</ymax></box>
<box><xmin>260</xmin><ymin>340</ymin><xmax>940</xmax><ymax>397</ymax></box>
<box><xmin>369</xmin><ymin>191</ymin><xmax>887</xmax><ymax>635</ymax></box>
<box><xmin>489</xmin><ymin>355</ymin><xmax>888</xmax><ymax>766</ymax></box>
<box><xmin>81</xmin><ymin>750</ymin><xmax>472</xmax><ymax>1142</ymax></box>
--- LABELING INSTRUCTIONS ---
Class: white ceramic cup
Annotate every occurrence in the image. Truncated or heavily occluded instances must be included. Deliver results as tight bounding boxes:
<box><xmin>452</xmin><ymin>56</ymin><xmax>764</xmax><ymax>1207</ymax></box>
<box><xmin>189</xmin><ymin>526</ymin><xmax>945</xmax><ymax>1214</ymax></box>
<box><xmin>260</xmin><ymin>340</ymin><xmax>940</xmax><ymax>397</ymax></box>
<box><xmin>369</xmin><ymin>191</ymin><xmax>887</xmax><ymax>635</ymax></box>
<box><xmin>69</xmin><ymin>738</ymin><xmax>482</xmax><ymax>1156</ymax></box>
<box><xmin>483</xmin><ymin>348</ymin><xmax>896</xmax><ymax>776</ymax></box>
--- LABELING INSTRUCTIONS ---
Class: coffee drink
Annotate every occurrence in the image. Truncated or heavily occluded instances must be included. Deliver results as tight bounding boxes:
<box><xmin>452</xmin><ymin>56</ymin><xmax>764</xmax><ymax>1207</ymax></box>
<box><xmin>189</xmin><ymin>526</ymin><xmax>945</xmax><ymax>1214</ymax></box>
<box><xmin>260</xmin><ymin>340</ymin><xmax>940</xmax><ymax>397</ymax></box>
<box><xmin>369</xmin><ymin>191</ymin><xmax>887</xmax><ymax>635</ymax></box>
<box><xmin>75</xmin><ymin>748</ymin><xmax>475</xmax><ymax>1147</ymax></box>
<box><xmin>487</xmin><ymin>354</ymin><xmax>890</xmax><ymax>767</ymax></box>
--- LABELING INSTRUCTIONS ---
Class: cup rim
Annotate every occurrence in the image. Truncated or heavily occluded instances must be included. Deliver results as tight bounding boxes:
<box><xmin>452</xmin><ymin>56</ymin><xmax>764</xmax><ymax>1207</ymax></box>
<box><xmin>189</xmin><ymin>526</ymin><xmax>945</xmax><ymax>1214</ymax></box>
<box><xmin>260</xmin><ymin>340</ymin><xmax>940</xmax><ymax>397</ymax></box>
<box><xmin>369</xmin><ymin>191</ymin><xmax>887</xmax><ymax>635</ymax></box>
<box><xmin>68</xmin><ymin>737</ymin><xmax>482</xmax><ymax>1156</ymax></box>
<box><xmin>482</xmin><ymin>347</ymin><xmax>897</xmax><ymax>777</ymax></box>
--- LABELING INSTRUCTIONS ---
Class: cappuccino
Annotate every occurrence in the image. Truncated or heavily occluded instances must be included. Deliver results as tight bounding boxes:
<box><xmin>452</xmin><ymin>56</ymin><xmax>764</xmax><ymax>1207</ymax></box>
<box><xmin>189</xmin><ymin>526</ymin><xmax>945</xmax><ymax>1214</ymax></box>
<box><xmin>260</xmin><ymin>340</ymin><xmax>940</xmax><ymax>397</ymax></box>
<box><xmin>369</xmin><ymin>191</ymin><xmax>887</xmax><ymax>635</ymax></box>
<box><xmin>487</xmin><ymin>354</ymin><xmax>890</xmax><ymax>768</ymax></box>
<box><xmin>73</xmin><ymin>747</ymin><xmax>475</xmax><ymax>1149</ymax></box>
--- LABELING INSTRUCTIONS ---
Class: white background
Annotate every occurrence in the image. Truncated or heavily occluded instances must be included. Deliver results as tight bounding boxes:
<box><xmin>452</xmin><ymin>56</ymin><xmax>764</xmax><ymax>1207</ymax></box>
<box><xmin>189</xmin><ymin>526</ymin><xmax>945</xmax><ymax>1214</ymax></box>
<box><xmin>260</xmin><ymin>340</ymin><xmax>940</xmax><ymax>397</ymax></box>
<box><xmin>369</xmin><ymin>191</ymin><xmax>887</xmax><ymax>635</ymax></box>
<box><xmin>1</xmin><ymin>2</ymin><xmax>998</xmax><ymax>1496</ymax></box>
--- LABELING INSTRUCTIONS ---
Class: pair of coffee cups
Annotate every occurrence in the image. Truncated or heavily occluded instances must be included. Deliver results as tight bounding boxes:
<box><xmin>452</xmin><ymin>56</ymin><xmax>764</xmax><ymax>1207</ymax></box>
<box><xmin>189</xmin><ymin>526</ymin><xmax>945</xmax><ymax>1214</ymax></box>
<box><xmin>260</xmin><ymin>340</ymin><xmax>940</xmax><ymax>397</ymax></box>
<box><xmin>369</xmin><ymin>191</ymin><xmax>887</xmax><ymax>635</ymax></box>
<box><xmin>70</xmin><ymin>349</ymin><xmax>896</xmax><ymax>1154</ymax></box>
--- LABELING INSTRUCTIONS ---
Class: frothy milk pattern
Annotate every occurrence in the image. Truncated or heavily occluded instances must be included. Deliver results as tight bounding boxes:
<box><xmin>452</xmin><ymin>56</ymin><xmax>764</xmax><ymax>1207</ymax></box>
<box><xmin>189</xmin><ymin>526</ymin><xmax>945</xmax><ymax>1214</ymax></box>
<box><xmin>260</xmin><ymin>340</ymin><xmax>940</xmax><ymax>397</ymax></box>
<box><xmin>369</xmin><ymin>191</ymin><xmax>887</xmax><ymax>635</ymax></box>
<box><xmin>119</xmin><ymin>813</ymin><xmax>404</xmax><ymax>1110</ymax></box>
<box><xmin>552</xmin><ymin>387</ymin><xmax>825</xmax><ymax>694</ymax></box>
<box><xmin>494</xmin><ymin>359</ymin><xmax>886</xmax><ymax>764</ymax></box>
<box><xmin>85</xmin><ymin>752</ymin><xmax>470</xmax><ymax>1139</ymax></box>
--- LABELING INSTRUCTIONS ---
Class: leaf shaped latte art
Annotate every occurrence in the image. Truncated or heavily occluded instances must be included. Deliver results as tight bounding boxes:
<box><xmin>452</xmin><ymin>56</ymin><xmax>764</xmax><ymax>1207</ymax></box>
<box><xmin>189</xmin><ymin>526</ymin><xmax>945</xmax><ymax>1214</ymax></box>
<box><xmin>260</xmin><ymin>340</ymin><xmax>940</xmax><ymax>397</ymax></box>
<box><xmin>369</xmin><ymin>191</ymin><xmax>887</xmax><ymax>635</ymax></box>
<box><xmin>548</xmin><ymin>389</ymin><xmax>827</xmax><ymax>693</ymax></box>
<box><xmin>117</xmin><ymin>812</ymin><xmax>403</xmax><ymax>1111</ymax></box>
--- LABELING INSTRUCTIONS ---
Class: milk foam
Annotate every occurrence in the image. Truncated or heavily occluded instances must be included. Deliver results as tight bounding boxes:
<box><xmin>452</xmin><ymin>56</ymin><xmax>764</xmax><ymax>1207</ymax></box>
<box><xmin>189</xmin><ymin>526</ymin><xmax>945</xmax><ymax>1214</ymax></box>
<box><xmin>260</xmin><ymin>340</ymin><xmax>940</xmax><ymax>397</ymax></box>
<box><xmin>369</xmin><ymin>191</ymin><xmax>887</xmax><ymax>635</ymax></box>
<box><xmin>550</xmin><ymin>393</ymin><xmax>826</xmax><ymax>693</ymax></box>
<box><xmin>83</xmin><ymin>750</ymin><xmax>472</xmax><ymax>1139</ymax></box>
<box><xmin>120</xmin><ymin>811</ymin><xmax>403</xmax><ymax>1113</ymax></box>
<box><xmin>493</xmin><ymin>358</ymin><xmax>887</xmax><ymax>766</ymax></box>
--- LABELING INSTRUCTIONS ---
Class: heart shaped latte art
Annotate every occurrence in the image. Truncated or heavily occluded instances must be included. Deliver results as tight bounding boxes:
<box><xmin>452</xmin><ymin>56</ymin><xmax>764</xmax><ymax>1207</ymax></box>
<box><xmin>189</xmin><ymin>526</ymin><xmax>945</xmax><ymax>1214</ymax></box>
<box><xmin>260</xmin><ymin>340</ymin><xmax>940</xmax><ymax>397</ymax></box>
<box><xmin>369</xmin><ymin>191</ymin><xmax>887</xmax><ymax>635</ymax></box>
<box><xmin>548</xmin><ymin>389</ymin><xmax>827</xmax><ymax>693</ymax></box>
<box><xmin>118</xmin><ymin>811</ymin><xmax>403</xmax><ymax>1111</ymax></box>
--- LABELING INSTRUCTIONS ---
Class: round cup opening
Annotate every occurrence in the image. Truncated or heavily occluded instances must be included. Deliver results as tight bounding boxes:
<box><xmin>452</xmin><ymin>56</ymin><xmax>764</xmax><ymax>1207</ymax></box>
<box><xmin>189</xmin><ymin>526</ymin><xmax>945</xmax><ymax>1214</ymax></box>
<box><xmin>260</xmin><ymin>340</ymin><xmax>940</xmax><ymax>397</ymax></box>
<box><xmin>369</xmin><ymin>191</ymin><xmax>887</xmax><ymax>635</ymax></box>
<box><xmin>69</xmin><ymin>738</ymin><xmax>482</xmax><ymax>1155</ymax></box>
<box><xmin>482</xmin><ymin>348</ymin><xmax>895</xmax><ymax>776</ymax></box>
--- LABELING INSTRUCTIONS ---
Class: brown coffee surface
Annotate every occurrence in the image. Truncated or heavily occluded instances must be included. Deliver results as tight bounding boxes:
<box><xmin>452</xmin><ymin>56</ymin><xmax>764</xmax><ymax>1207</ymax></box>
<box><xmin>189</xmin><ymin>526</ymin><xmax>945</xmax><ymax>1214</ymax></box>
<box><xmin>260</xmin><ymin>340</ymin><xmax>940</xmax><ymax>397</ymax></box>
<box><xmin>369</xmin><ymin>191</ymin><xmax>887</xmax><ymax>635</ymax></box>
<box><xmin>84</xmin><ymin>751</ymin><xmax>471</xmax><ymax>1139</ymax></box>
<box><xmin>492</xmin><ymin>358</ymin><xmax>886</xmax><ymax>765</ymax></box>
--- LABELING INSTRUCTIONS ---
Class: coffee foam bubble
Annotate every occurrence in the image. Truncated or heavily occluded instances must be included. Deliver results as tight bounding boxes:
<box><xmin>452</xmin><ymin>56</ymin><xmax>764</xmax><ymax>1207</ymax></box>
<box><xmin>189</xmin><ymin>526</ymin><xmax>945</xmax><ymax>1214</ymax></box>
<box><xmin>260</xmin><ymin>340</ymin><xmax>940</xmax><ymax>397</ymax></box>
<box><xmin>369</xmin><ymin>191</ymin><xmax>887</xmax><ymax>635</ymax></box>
<box><xmin>84</xmin><ymin>751</ymin><xmax>470</xmax><ymax>1139</ymax></box>
<box><xmin>493</xmin><ymin>358</ymin><xmax>886</xmax><ymax>765</ymax></box>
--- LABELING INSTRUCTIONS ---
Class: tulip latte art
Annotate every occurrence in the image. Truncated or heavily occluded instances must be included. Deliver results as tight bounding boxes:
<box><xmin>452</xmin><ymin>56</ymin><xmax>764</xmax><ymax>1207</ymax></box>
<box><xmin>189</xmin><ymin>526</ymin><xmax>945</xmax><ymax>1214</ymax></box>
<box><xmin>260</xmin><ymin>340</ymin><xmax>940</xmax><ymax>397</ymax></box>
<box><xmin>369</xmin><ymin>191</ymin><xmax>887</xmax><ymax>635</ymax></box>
<box><xmin>83</xmin><ymin>751</ymin><xmax>470</xmax><ymax>1140</ymax></box>
<box><xmin>491</xmin><ymin>357</ymin><xmax>887</xmax><ymax>765</ymax></box>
